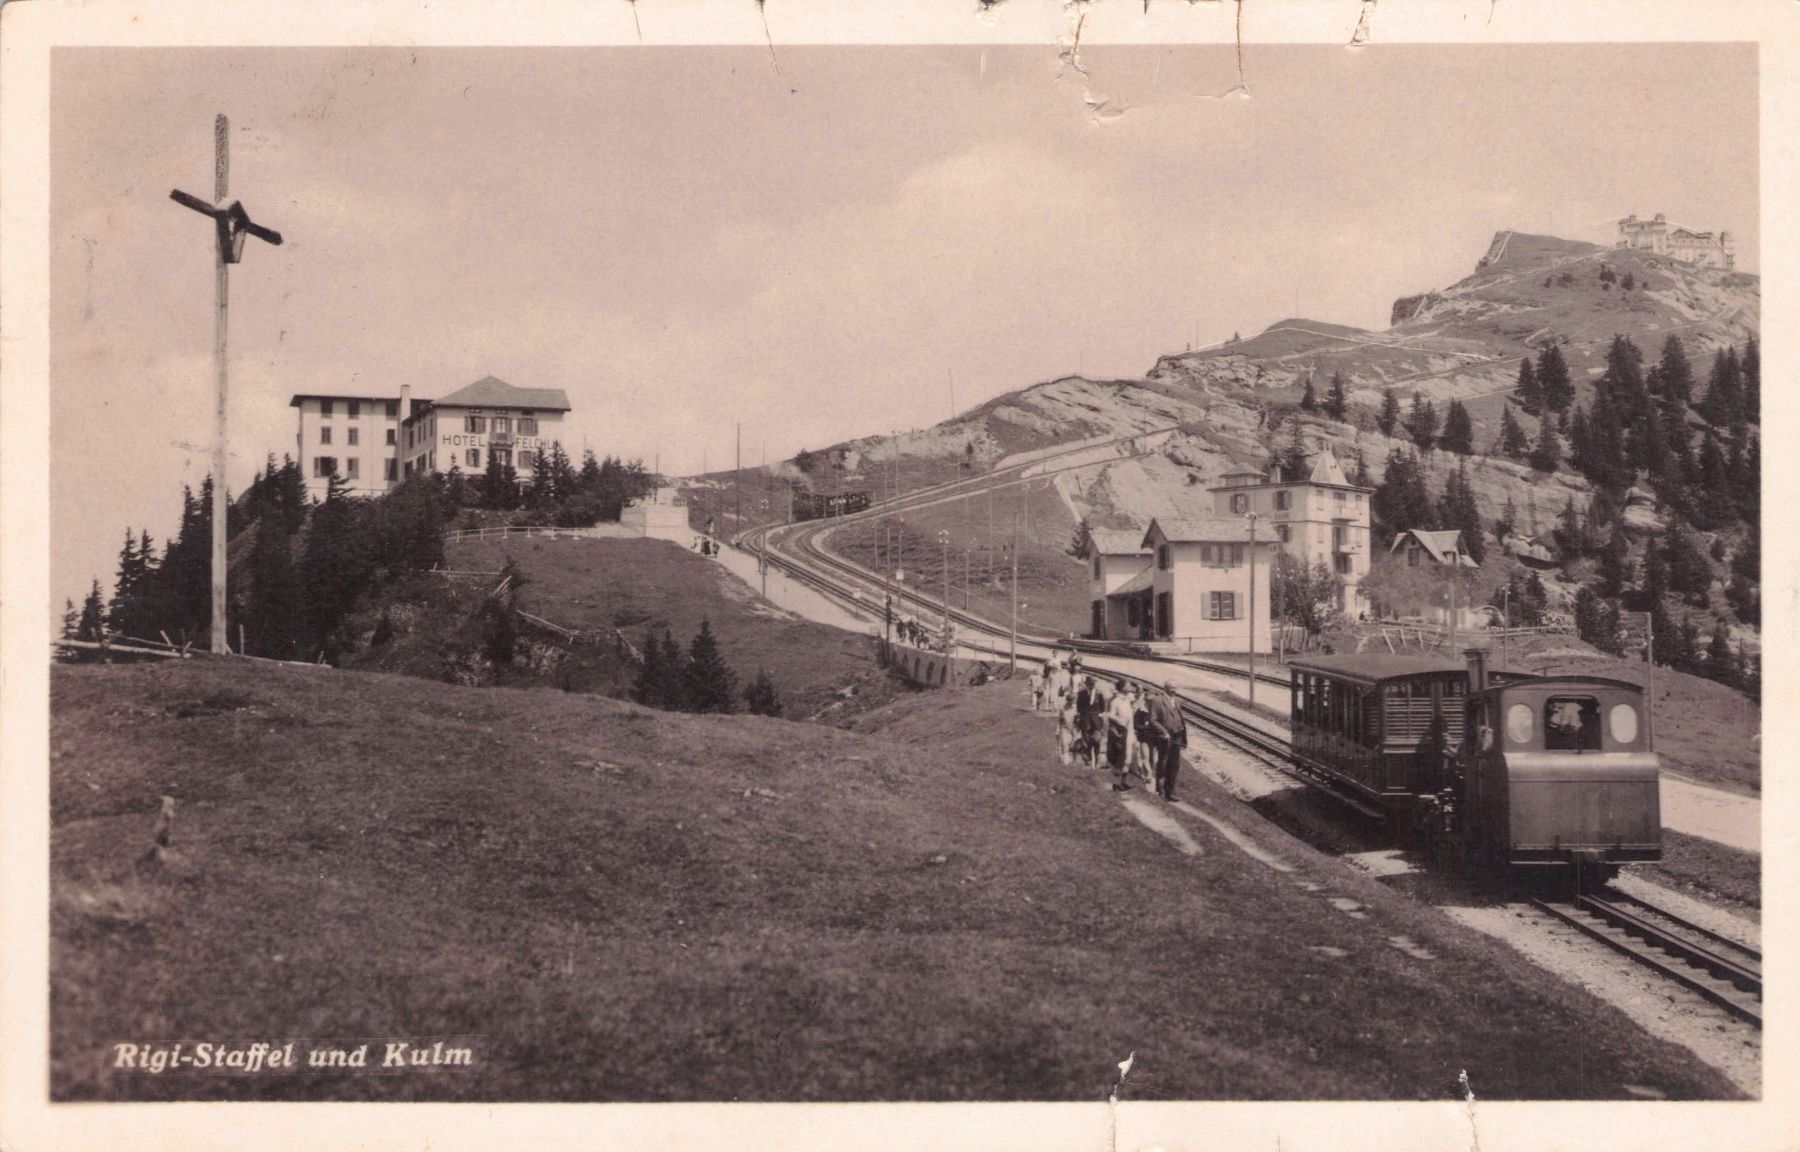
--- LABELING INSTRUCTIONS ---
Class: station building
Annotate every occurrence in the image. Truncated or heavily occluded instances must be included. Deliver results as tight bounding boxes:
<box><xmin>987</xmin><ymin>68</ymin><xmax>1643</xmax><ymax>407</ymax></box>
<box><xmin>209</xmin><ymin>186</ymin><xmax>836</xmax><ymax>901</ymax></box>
<box><xmin>1136</xmin><ymin>517</ymin><xmax>1276</xmax><ymax>652</ymax></box>
<box><xmin>1087</xmin><ymin>528</ymin><xmax>1154</xmax><ymax>641</ymax></box>
<box><xmin>399</xmin><ymin>375</ymin><xmax>572</xmax><ymax>485</ymax></box>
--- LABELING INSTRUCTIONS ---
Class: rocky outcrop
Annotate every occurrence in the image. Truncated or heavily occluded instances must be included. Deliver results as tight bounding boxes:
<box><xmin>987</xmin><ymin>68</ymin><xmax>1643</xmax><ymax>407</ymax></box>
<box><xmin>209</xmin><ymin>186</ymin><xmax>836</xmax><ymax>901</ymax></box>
<box><xmin>1391</xmin><ymin>292</ymin><xmax>1444</xmax><ymax>325</ymax></box>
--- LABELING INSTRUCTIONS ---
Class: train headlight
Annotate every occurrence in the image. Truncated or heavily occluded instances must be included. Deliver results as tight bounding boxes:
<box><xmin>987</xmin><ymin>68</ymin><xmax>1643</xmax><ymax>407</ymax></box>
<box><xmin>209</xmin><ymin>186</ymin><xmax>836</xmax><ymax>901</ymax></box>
<box><xmin>1505</xmin><ymin>703</ymin><xmax>1534</xmax><ymax>745</ymax></box>
<box><xmin>1608</xmin><ymin>703</ymin><xmax>1640</xmax><ymax>744</ymax></box>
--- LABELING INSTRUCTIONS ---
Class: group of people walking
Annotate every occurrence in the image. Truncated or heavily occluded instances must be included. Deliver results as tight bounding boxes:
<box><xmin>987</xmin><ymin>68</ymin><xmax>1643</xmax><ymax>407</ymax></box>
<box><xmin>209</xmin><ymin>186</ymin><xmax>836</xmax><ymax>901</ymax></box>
<box><xmin>894</xmin><ymin>617</ymin><xmax>954</xmax><ymax>653</ymax></box>
<box><xmin>1030</xmin><ymin>654</ymin><xmax>1189</xmax><ymax>801</ymax></box>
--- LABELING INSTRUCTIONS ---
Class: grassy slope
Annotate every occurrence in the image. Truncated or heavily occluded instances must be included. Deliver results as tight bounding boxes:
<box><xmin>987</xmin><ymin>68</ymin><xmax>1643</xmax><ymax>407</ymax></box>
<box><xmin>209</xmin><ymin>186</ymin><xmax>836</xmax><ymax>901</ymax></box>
<box><xmin>350</xmin><ymin>537</ymin><xmax>892</xmax><ymax>718</ymax></box>
<box><xmin>53</xmin><ymin>661</ymin><xmax>1736</xmax><ymax>1102</ymax></box>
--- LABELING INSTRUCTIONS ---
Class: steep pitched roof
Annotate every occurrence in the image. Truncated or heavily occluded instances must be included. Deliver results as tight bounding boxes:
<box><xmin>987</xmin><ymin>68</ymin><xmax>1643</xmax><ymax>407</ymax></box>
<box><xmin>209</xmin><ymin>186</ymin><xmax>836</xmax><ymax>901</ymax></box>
<box><xmin>1089</xmin><ymin>528</ymin><xmax>1150</xmax><ymax>557</ymax></box>
<box><xmin>1143</xmin><ymin>517</ymin><xmax>1262</xmax><ymax>546</ymax></box>
<box><xmin>433</xmin><ymin>375</ymin><xmax>572</xmax><ymax>412</ymax></box>
<box><xmin>1104</xmin><ymin>565</ymin><xmax>1157</xmax><ymax>598</ymax></box>
<box><xmin>1391</xmin><ymin>528</ymin><xmax>1480</xmax><ymax>567</ymax></box>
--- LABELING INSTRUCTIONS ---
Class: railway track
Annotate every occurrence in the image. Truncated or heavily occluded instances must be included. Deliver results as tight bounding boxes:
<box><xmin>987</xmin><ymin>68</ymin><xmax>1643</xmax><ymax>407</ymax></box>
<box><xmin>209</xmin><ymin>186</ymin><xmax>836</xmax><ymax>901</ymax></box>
<box><xmin>1530</xmin><ymin>889</ymin><xmax>1762</xmax><ymax>1028</ymax></box>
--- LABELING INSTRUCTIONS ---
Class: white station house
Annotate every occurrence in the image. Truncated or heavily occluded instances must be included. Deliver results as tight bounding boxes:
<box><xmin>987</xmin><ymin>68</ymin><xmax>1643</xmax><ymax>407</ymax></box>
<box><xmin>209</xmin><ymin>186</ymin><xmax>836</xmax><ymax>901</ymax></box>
<box><xmin>1209</xmin><ymin>448</ymin><xmax>1375</xmax><ymax>618</ymax></box>
<box><xmin>400</xmin><ymin>376</ymin><xmax>572</xmax><ymax>485</ymax></box>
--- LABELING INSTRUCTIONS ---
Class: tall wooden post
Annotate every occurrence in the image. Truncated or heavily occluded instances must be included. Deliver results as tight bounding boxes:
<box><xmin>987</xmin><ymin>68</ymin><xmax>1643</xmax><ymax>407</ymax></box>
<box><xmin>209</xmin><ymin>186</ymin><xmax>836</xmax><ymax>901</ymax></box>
<box><xmin>1010</xmin><ymin>509</ymin><xmax>1019</xmax><ymax>671</ymax></box>
<box><xmin>1246</xmin><ymin>512</ymin><xmax>1258</xmax><ymax>709</ymax></box>
<box><xmin>209</xmin><ymin>115</ymin><xmax>231</xmax><ymax>654</ymax></box>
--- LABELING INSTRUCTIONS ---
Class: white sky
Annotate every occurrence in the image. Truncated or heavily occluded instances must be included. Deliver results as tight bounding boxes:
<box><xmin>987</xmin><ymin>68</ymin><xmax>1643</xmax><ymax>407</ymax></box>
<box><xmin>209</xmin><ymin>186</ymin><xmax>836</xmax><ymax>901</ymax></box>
<box><xmin>50</xmin><ymin>43</ymin><xmax>1756</xmax><ymax>606</ymax></box>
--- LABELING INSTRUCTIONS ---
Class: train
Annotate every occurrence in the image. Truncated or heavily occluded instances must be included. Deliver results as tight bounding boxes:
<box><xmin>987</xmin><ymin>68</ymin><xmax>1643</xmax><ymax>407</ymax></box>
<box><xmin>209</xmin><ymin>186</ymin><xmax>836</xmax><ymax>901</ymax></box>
<box><xmin>790</xmin><ymin>489</ymin><xmax>872</xmax><ymax>522</ymax></box>
<box><xmin>1285</xmin><ymin>649</ymin><xmax>1660</xmax><ymax>883</ymax></box>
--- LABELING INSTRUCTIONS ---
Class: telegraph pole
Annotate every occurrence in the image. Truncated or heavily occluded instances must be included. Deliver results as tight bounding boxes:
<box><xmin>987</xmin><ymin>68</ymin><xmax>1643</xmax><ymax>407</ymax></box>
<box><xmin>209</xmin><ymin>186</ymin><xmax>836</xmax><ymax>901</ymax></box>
<box><xmin>735</xmin><ymin>422</ymin><xmax>742</xmax><ymax>534</ymax></box>
<box><xmin>1009</xmin><ymin>508</ymin><xmax>1020</xmax><ymax>671</ymax></box>
<box><xmin>1246</xmin><ymin>512</ymin><xmax>1259</xmax><ymax>709</ymax></box>
<box><xmin>938</xmin><ymin>529</ymin><xmax>951</xmax><ymax>648</ymax></box>
<box><xmin>170</xmin><ymin>114</ymin><xmax>283</xmax><ymax>655</ymax></box>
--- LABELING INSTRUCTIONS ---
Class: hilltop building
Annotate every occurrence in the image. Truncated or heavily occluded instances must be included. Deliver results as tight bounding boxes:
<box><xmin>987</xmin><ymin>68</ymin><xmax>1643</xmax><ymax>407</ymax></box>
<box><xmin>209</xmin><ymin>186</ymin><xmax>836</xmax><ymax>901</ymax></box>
<box><xmin>400</xmin><ymin>375</ymin><xmax>572</xmax><ymax>484</ymax></box>
<box><xmin>1616</xmin><ymin>213</ymin><xmax>1735</xmax><ymax>271</ymax></box>
<box><xmin>289</xmin><ymin>386</ymin><xmax>428</xmax><ymax>498</ymax></box>
<box><xmin>1208</xmin><ymin>448</ymin><xmax>1375</xmax><ymax>618</ymax></box>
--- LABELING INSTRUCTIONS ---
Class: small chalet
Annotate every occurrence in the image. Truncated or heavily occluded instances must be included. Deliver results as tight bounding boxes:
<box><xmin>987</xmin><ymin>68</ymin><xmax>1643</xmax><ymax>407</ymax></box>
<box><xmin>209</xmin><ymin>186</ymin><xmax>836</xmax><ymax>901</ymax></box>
<box><xmin>1390</xmin><ymin>529</ymin><xmax>1480</xmax><ymax>569</ymax></box>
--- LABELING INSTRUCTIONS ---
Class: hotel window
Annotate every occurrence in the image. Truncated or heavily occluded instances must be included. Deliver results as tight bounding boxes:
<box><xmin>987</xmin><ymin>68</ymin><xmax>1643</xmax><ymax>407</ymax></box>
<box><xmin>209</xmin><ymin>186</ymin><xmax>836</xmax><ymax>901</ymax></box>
<box><xmin>1093</xmin><ymin>556</ymin><xmax>1102</xmax><ymax>580</ymax></box>
<box><xmin>1274</xmin><ymin>490</ymin><xmax>1291</xmax><ymax>511</ymax></box>
<box><xmin>1276</xmin><ymin>524</ymin><xmax>1290</xmax><ymax>543</ymax></box>
<box><xmin>519</xmin><ymin>417</ymin><xmax>538</xmax><ymax>435</ymax></box>
<box><xmin>1335</xmin><ymin>553</ymin><xmax>1353</xmax><ymax>575</ymax></box>
<box><xmin>465</xmin><ymin>415</ymin><xmax>486</xmax><ymax>434</ymax></box>
<box><xmin>492</xmin><ymin>448</ymin><xmax>512</xmax><ymax>468</ymax></box>
<box><xmin>1231</xmin><ymin>493</ymin><xmax>1249</xmax><ymax>514</ymax></box>
<box><xmin>1208</xmin><ymin>592</ymin><xmax>1237</xmax><ymax>620</ymax></box>
<box><xmin>320</xmin><ymin>426</ymin><xmax>332</xmax><ymax>444</ymax></box>
<box><xmin>494</xmin><ymin>417</ymin><xmax>511</xmax><ymax>434</ymax></box>
<box><xmin>1230</xmin><ymin>544</ymin><xmax>1245</xmax><ymax>566</ymax></box>
<box><xmin>385</xmin><ymin>459</ymin><xmax>397</xmax><ymax>481</ymax></box>
<box><xmin>320</xmin><ymin>399</ymin><xmax>334</xmax><ymax>416</ymax></box>
<box><xmin>386</xmin><ymin>429</ymin><xmax>397</xmax><ymax>446</ymax></box>
<box><xmin>429</xmin><ymin>451</ymin><xmax>437</xmax><ymax>470</ymax></box>
<box><xmin>1157</xmin><ymin>544</ymin><xmax>1171</xmax><ymax>571</ymax></box>
<box><xmin>313</xmin><ymin>456</ymin><xmax>337</xmax><ymax>477</ymax></box>
<box><xmin>348</xmin><ymin>427</ymin><xmax>359</xmax><ymax>446</ymax></box>
<box><xmin>1335</xmin><ymin>490</ymin><xmax>1347</xmax><ymax>504</ymax></box>
<box><xmin>466</xmin><ymin>448</ymin><xmax>480</xmax><ymax>469</ymax></box>
<box><xmin>348</xmin><ymin>400</ymin><xmax>361</xmax><ymax>418</ymax></box>
<box><xmin>346</xmin><ymin>458</ymin><xmax>360</xmax><ymax>479</ymax></box>
<box><xmin>386</xmin><ymin>400</ymin><xmax>399</xmax><ymax>418</ymax></box>
<box><xmin>518</xmin><ymin>450</ymin><xmax>536</xmax><ymax>470</ymax></box>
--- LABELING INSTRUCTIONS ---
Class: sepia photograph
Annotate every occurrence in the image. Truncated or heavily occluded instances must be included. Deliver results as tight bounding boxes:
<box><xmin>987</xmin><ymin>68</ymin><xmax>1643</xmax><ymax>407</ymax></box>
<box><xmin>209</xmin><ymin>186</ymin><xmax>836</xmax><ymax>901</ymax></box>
<box><xmin>3</xmin><ymin>2</ymin><xmax>1795</xmax><ymax>1149</ymax></box>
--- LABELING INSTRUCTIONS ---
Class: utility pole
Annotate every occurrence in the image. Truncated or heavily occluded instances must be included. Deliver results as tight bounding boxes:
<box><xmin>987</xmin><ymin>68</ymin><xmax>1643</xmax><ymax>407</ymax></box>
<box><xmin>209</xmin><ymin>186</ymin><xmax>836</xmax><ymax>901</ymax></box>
<box><xmin>948</xmin><ymin>367</ymin><xmax>955</xmax><ymax>420</ymax></box>
<box><xmin>1448</xmin><ymin>546</ymin><xmax>1459</xmax><ymax>651</ymax></box>
<box><xmin>1246</xmin><ymin>512</ymin><xmax>1259</xmax><ymax>709</ymax></box>
<box><xmin>735</xmin><ymin>422</ymin><xmax>742</xmax><ymax>534</ymax></box>
<box><xmin>170</xmin><ymin>114</ymin><xmax>283</xmax><ymax>655</ymax></box>
<box><xmin>1501</xmin><ymin>585</ymin><xmax>1510</xmax><ymax>672</ymax></box>
<box><xmin>938</xmin><ymin>529</ymin><xmax>950</xmax><ymax>648</ymax></box>
<box><xmin>1010</xmin><ymin>509</ymin><xmax>1020</xmax><ymax>671</ymax></box>
<box><xmin>963</xmin><ymin>546</ymin><xmax>970</xmax><ymax>609</ymax></box>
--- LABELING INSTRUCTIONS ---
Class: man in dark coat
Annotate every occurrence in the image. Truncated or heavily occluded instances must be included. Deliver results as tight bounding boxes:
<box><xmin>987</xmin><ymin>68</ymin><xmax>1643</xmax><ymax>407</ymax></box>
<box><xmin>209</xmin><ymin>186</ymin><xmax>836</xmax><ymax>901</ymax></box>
<box><xmin>1144</xmin><ymin>680</ymin><xmax>1189</xmax><ymax>801</ymax></box>
<box><xmin>1074</xmin><ymin>675</ymin><xmax>1106</xmax><ymax>769</ymax></box>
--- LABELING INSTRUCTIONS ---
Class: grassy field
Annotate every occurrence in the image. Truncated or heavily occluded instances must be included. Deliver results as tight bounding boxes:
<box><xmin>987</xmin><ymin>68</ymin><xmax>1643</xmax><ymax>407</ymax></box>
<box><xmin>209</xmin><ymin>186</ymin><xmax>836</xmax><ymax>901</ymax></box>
<box><xmin>52</xmin><ymin>660</ymin><xmax>1739</xmax><ymax>1101</ymax></box>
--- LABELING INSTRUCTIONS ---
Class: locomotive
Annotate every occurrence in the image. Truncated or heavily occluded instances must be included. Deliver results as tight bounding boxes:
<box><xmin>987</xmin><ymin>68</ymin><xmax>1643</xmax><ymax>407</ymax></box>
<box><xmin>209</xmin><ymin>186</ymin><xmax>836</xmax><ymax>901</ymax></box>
<box><xmin>1285</xmin><ymin>649</ymin><xmax>1660</xmax><ymax>882</ymax></box>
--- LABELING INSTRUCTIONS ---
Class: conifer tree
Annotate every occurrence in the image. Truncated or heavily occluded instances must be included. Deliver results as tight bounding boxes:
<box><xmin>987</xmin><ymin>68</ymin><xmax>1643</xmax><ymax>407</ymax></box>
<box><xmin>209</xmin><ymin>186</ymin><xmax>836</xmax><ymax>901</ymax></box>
<box><xmin>1499</xmin><ymin>405</ymin><xmax>1528</xmax><ymax>458</ymax></box>
<box><xmin>1299</xmin><ymin>375</ymin><xmax>1317</xmax><ymax>411</ymax></box>
<box><xmin>1658</xmin><ymin>334</ymin><xmax>1695</xmax><ymax>407</ymax></box>
<box><xmin>1514</xmin><ymin>357</ymin><xmax>1542</xmax><ymax>414</ymax></box>
<box><xmin>1405</xmin><ymin>392</ymin><xmax>1438</xmax><ymax>451</ymax></box>
<box><xmin>634</xmin><ymin>629</ymin><xmax>667</xmax><ymax>707</ymax></box>
<box><xmin>1439</xmin><ymin>399</ymin><xmax>1473</xmax><ymax>455</ymax></box>
<box><xmin>1706</xmin><ymin>620</ymin><xmax>1736</xmax><ymax>686</ymax></box>
<box><xmin>1493</xmin><ymin>494</ymin><xmax>1517</xmax><ymax>544</ymax></box>
<box><xmin>1324</xmin><ymin>371</ymin><xmax>1348</xmax><ymax>420</ymax></box>
<box><xmin>1528</xmin><ymin>413</ymin><xmax>1559</xmax><ymax>473</ymax></box>
<box><xmin>659</xmin><ymin>628</ymin><xmax>690</xmax><ymax>710</ymax></box>
<box><xmin>744</xmin><ymin>669</ymin><xmax>784</xmax><ymax>717</ymax></box>
<box><xmin>1377</xmin><ymin>390</ymin><xmax>1401</xmax><ymax>437</ymax></box>
<box><xmin>1536</xmin><ymin>343</ymin><xmax>1574</xmax><ymax>413</ymax></box>
<box><xmin>1438</xmin><ymin>460</ymin><xmax>1484</xmax><ymax>563</ymax></box>
<box><xmin>683</xmin><ymin>618</ymin><xmax>737</xmax><ymax>714</ymax></box>
<box><xmin>61</xmin><ymin>598</ymin><xmax>79</xmax><ymax>641</ymax></box>
<box><xmin>1742</xmin><ymin>335</ymin><xmax>1760</xmax><ymax>425</ymax></box>
<box><xmin>77</xmin><ymin>578</ymin><xmax>106</xmax><ymax>642</ymax></box>
<box><xmin>247</xmin><ymin>518</ymin><xmax>304</xmax><ymax>659</ymax></box>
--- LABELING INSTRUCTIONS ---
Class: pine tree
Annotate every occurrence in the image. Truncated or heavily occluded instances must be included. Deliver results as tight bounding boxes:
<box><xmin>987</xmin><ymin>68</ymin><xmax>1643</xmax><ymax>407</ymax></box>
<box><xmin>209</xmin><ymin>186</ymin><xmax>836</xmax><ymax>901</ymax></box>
<box><xmin>1299</xmin><ymin>375</ymin><xmax>1317</xmax><ymax>411</ymax></box>
<box><xmin>683</xmin><ymin>618</ymin><xmax>737</xmax><ymax>714</ymax></box>
<box><xmin>1658</xmin><ymin>335</ymin><xmax>1695</xmax><ymax>407</ymax></box>
<box><xmin>77</xmin><ymin>578</ymin><xmax>106</xmax><ymax>642</ymax></box>
<box><xmin>1676</xmin><ymin>616</ymin><xmax>1704</xmax><ymax>676</ymax></box>
<box><xmin>1515</xmin><ymin>357</ymin><xmax>1542</xmax><ymax>414</ymax></box>
<box><xmin>1069</xmin><ymin>519</ymin><xmax>1093</xmax><ymax>560</ymax></box>
<box><xmin>1596</xmin><ymin>531</ymin><xmax>1629</xmax><ymax>598</ymax></box>
<box><xmin>1741</xmin><ymin>336</ymin><xmax>1760</xmax><ymax>425</ymax></box>
<box><xmin>1280</xmin><ymin>420</ymin><xmax>1308</xmax><ymax>479</ymax></box>
<box><xmin>1536</xmin><ymin>343</ymin><xmax>1574</xmax><ymax>413</ymax></box>
<box><xmin>1493</xmin><ymin>494</ymin><xmax>1517</xmax><ymax>544</ymax></box>
<box><xmin>634</xmin><ymin>629</ymin><xmax>668</xmax><ymax>707</ymax></box>
<box><xmin>1693</xmin><ymin>433</ymin><xmax>1735</xmax><ymax>529</ymax></box>
<box><xmin>744</xmin><ymin>669</ymin><xmax>784</xmax><ymax>717</ymax></box>
<box><xmin>444</xmin><ymin>461</ymin><xmax>470</xmax><ymax>508</ymax></box>
<box><xmin>1663</xmin><ymin>521</ymin><xmax>1713</xmax><ymax>604</ymax></box>
<box><xmin>659</xmin><ymin>628</ymin><xmax>690</xmax><ymax>710</ymax></box>
<box><xmin>1371</xmin><ymin>449</ymin><xmax>1435</xmax><ymax>544</ymax></box>
<box><xmin>1405</xmin><ymin>392</ymin><xmax>1438</xmax><ymax>452</ymax></box>
<box><xmin>1438</xmin><ymin>460</ymin><xmax>1485</xmax><ymax>563</ymax></box>
<box><xmin>578</xmin><ymin>449</ymin><xmax>604</xmax><ymax>495</ymax></box>
<box><xmin>1573</xmin><ymin>585</ymin><xmax>1622</xmax><ymax>655</ymax></box>
<box><xmin>61</xmin><ymin>598</ymin><xmax>79</xmax><ymax>641</ymax></box>
<box><xmin>1700</xmin><ymin>347</ymin><xmax>1742</xmax><ymax>428</ymax></box>
<box><xmin>1349</xmin><ymin>448</ymin><xmax>1372</xmax><ymax>488</ymax></box>
<box><xmin>1439</xmin><ymin>399</ymin><xmax>1473</xmax><ymax>455</ymax></box>
<box><xmin>1324</xmin><ymin>371</ymin><xmax>1348</xmax><ymax>420</ymax></box>
<box><xmin>1377</xmin><ymin>390</ymin><xmax>1401</xmax><ymax>437</ymax></box>
<box><xmin>247</xmin><ymin>518</ymin><xmax>304</xmax><ymax>659</ymax></box>
<box><xmin>1528</xmin><ymin>413</ymin><xmax>1559</xmax><ymax>473</ymax></box>
<box><xmin>1499</xmin><ymin>405</ymin><xmax>1529</xmax><ymax>458</ymax></box>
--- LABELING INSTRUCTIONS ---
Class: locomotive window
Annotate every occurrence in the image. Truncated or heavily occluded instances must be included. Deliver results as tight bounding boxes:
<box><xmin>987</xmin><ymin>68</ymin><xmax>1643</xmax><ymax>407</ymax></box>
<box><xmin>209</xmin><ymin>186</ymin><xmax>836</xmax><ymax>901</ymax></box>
<box><xmin>1544</xmin><ymin>697</ymin><xmax>1602</xmax><ymax>752</ymax></box>
<box><xmin>1505</xmin><ymin>703</ymin><xmax>1534</xmax><ymax>745</ymax></box>
<box><xmin>1609</xmin><ymin>703</ymin><xmax>1640</xmax><ymax>744</ymax></box>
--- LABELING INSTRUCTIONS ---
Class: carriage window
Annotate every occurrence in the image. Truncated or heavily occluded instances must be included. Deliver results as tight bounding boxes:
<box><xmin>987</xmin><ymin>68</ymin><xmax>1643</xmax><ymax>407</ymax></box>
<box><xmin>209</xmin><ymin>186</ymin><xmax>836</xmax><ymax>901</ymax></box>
<box><xmin>1609</xmin><ymin>703</ymin><xmax>1640</xmax><ymax>744</ymax></box>
<box><xmin>1505</xmin><ymin>703</ymin><xmax>1535</xmax><ymax>746</ymax></box>
<box><xmin>1543</xmin><ymin>697</ymin><xmax>1601</xmax><ymax>751</ymax></box>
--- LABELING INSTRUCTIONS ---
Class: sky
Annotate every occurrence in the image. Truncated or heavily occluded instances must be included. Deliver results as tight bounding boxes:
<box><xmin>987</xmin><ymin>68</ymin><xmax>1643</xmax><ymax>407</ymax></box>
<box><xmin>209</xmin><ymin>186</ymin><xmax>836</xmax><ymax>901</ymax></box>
<box><xmin>50</xmin><ymin>43</ymin><xmax>1757</xmax><ymax>607</ymax></box>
